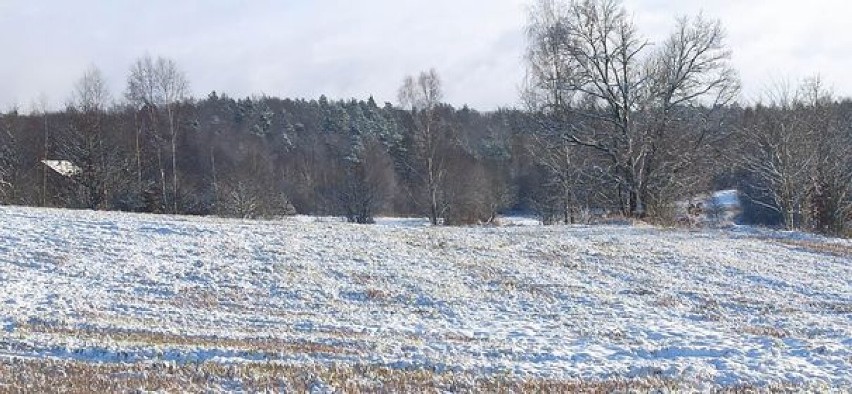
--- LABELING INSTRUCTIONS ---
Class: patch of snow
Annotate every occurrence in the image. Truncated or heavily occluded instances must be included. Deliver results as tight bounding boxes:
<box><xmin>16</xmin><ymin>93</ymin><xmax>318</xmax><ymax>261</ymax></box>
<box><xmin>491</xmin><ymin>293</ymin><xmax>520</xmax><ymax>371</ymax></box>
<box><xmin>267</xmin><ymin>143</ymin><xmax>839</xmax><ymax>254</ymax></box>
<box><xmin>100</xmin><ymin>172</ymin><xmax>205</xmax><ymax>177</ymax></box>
<box><xmin>712</xmin><ymin>190</ymin><xmax>740</xmax><ymax>208</ymax></box>
<box><xmin>497</xmin><ymin>216</ymin><xmax>542</xmax><ymax>227</ymax></box>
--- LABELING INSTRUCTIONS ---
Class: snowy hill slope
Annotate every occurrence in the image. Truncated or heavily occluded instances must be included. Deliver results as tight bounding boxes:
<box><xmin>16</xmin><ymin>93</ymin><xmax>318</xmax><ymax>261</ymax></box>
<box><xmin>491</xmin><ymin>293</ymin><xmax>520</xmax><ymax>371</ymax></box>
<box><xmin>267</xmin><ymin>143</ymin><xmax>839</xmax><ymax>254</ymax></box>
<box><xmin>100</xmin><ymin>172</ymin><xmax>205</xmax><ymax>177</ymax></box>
<box><xmin>0</xmin><ymin>206</ymin><xmax>850</xmax><ymax>390</ymax></box>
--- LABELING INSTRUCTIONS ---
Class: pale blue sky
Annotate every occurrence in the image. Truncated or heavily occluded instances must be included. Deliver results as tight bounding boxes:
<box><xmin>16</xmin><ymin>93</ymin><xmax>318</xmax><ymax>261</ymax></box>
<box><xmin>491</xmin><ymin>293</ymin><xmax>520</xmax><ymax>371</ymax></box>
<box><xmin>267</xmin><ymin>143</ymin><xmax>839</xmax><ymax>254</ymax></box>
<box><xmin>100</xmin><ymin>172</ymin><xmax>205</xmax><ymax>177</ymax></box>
<box><xmin>1</xmin><ymin>0</ymin><xmax>849</xmax><ymax>111</ymax></box>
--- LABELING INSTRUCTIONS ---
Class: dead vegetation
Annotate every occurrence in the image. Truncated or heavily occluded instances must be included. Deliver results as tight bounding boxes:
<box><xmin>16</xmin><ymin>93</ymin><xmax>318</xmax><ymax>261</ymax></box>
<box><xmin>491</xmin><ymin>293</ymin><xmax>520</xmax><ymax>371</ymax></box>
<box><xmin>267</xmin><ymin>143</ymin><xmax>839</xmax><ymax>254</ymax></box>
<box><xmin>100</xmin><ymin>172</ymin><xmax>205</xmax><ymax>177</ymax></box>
<box><xmin>0</xmin><ymin>358</ymin><xmax>692</xmax><ymax>393</ymax></box>
<box><xmin>806</xmin><ymin>301</ymin><xmax>852</xmax><ymax>314</ymax></box>
<box><xmin>654</xmin><ymin>295</ymin><xmax>682</xmax><ymax>308</ymax></box>
<box><xmin>771</xmin><ymin>239</ymin><xmax>852</xmax><ymax>258</ymax></box>
<box><xmin>0</xmin><ymin>358</ymin><xmax>816</xmax><ymax>393</ymax></box>
<box><xmin>18</xmin><ymin>322</ymin><xmax>362</xmax><ymax>356</ymax></box>
<box><xmin>741</xmin><ymin>326</ymin><xmax>790</xmax><ymax>339</ymax></box>
<box><xmin>692</xmin><ymin>299</ymin><xmax>725</xmax><ymax>321</ymax></box>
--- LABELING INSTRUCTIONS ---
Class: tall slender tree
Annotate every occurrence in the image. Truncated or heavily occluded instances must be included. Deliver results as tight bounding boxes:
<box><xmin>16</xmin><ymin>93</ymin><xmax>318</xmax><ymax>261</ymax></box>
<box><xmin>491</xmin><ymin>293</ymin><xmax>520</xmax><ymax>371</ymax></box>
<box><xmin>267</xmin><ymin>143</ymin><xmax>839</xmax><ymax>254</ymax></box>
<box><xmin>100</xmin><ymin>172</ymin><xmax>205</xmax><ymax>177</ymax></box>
<box><xmin>126</xmin><ymin>55</ymin><xmax>189</xmax><ymax>213</ymax></box>
<box><xmin>398</xmin><ymin>69</ymin><xmax>451</xmax><ymax>225</ymax></box>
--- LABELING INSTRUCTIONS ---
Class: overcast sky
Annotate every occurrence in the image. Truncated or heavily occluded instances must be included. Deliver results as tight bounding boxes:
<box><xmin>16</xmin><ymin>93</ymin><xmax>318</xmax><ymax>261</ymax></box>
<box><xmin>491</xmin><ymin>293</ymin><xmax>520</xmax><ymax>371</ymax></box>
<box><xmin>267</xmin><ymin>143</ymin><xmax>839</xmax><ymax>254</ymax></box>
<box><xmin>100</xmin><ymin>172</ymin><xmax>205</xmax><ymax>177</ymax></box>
<box><xmin>0</xmin><ymin>0</ymin><xmax>849</xmax><ymax>111</ymax></box>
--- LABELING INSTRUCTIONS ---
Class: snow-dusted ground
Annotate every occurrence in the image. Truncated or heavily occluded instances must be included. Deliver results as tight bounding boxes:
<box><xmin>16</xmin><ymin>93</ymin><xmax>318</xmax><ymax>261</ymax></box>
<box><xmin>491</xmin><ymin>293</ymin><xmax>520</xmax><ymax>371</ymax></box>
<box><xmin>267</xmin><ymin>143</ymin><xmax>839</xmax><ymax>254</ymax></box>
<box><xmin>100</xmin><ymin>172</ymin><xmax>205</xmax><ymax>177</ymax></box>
<box><xmin>0</xmin><ymin>206</ymin><xmax>850</xmax><ymax>389</ymax></box>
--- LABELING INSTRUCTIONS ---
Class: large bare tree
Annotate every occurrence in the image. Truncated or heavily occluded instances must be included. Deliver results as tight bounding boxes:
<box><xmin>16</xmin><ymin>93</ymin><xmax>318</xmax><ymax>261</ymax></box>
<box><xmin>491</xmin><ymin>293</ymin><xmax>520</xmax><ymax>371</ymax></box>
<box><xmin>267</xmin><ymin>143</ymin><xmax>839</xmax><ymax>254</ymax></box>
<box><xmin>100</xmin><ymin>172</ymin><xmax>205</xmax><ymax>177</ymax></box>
<box><xmin>525</xmin><ymin>0</ymin><xmax>739</xmax><ymax>217</ymax></box>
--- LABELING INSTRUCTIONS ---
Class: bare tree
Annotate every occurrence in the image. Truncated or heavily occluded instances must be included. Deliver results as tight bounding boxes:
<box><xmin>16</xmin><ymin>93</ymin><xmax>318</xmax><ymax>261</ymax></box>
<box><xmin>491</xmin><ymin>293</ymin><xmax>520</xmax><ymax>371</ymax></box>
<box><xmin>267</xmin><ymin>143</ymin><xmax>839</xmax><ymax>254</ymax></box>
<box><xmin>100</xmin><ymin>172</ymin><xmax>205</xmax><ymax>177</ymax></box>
<box><xmin>72</xmin><ymin>67</ymin><xmax>112</xmax><ymax>113</ymax></box>
<box><xmin>733</xmin><ymin>80</ymin><xmax>821</xmax><ymax>231</ymax></box>
<box><xmin>738</xmin><ymin>77</ymin><xmax>852</xmax><ymax>233</ymax></box>
<box><xmin>525</xmin><ymin>0</ymin><xmax>740</xmax><ymax>217</ymax></box>
<box><xmin>398</xmin><ymin>69</ymin><xmax>451</xmax><ymax>225</ymax></box>
<box><xmin>801</xmin><ymin>78</ymin><xmax>852</xmax><ymax>235</ymax></box>
<box><xmin>59</xmin><ymin>66</ymin><xmax>124</xmax><ymax>209</ymax></box>
<box><xmin>126</xmin><ymin>55</ymin><xmax>189</xmax><ymax>213</ymax></box>
<box><xmin>530</xmin><ymin>137</ymin><xmax>595</xmax><ymax>223</ymax></box>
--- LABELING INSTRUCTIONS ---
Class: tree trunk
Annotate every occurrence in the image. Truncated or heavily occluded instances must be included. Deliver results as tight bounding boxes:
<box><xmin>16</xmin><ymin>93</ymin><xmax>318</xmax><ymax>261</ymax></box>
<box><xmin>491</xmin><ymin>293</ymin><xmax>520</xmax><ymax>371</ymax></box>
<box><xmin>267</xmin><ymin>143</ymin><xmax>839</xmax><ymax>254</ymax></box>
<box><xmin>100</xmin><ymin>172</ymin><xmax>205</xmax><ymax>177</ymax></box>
<box><xmin>211</xmin><ymin>147</ymin><xmax>219</xmax><ymax>215</ymax></box>
<box><xmin>168</xmin><ymin>105</ymin><xmax>179</xmax><ymax>214</ymax></box>
<box><xmin>634</xmin><ymin>191</ymin><xmax>646</xmax><ymax>218</ymax></box>
<box><xmin>135</xmin><ymin>114</ymin><xmax>143</xmax><ymax>204</ymax></box>
<box><xmin>41</xmin><ymin>115</ymin><xmax>48</xmax><ymax>207</ymax></box>
<box><xmin>157</xmin><ymin>146</ymin><xmax>167</xmax><ymax>212</ymax></box>
<box><xmin>427</xmin><ymin>157</ymin><xmax>439</xmax><ymax>226</ymax></box>
<box><xmin>628</xmin><ymin>189</ymin><xmax>647</xmax><ymax>219</ymax></box>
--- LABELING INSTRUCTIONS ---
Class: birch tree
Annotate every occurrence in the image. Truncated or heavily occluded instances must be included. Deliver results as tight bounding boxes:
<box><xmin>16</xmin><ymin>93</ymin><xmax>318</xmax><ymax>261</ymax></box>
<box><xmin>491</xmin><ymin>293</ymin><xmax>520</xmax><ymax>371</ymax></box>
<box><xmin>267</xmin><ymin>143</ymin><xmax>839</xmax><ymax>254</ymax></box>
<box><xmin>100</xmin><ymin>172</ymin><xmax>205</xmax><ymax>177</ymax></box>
<box><xmin>126</xmin><ymin>55</ymin><xmax>189</xmax><ymax>213</ymax></box>
<box><xmin>398</xmin><ymin>69</ymin><xmax>451</xmax><ymax>225</ymax></box>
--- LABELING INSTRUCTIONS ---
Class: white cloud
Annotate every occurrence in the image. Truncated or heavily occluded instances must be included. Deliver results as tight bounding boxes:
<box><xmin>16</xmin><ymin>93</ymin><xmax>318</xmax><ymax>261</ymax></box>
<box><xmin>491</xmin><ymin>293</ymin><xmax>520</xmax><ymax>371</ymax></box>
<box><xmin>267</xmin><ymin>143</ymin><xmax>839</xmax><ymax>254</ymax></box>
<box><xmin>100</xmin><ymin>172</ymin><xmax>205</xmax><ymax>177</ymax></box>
<box><xmin>0</xmin><ymin>0</ymin><xmax>849</xmax><ymax>110</ymax></box>
<box><xmin>625</xmin><ymin>0</ymin><xmax>852</xmax><ymax>102</ymax></box>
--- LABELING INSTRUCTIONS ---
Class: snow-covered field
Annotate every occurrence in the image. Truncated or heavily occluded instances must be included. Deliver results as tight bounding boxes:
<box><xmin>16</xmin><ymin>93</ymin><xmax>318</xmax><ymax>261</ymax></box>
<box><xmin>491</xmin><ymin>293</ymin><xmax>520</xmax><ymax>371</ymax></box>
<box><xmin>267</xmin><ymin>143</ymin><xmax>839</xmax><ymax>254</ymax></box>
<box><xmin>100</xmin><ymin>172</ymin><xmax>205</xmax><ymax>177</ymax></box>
<box><xmin>0</xmin><ymin>206</ymin><xmax>850</xmax><ymax>391</ymax></box>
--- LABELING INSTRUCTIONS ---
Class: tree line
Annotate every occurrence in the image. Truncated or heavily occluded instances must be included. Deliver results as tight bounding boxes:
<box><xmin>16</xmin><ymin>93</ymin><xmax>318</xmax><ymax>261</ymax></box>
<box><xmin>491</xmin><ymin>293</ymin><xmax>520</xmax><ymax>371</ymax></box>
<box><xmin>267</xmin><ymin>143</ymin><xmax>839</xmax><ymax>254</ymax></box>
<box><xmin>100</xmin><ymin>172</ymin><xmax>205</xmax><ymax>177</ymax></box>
<box><xmin>1</xmin><ymin>0</ymin><xmax>850</xmax><ymax>235</ymax></box>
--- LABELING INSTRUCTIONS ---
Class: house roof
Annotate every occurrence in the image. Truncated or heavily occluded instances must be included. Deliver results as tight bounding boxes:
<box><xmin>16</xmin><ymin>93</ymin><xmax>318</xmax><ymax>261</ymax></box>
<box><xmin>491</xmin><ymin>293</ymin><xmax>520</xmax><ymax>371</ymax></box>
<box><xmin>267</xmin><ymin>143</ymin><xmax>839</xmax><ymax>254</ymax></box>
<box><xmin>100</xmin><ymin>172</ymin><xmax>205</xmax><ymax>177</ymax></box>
<box><xmin>41</xmin><ymin>160</ymin><xmax>81</xmax><ymax>177</ymax></box>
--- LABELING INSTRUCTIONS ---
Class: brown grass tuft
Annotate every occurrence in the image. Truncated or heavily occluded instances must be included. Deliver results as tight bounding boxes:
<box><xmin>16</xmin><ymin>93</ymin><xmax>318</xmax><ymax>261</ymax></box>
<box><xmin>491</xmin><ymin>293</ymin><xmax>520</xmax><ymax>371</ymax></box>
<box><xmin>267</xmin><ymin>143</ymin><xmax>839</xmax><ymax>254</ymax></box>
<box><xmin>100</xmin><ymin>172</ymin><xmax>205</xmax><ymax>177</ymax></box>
<box><xmin>741</xmin><ymin>326</ymin><xmax>789</xmax><ymax>339</ymax></box>
<box><xmin>19</xmin><ymin>322</ymin><xmax>362</xmax><ymax>356</ymax></box>
<box><xmin>772</xmin><ymin>239</ymin><xmax>852</xmax><ymax>258</ymax></box>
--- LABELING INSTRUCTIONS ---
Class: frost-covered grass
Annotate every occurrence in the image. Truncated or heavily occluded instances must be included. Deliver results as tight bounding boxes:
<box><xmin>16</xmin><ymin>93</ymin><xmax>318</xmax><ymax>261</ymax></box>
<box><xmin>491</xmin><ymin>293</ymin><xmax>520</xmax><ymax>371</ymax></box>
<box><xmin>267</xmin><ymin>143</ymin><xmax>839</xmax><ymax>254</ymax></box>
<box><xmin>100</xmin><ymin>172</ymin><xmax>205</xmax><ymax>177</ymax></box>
<box><xmin>0</xmin><ymin>206</ymin><xmax>850</xmax><ymax>391</ymax></box>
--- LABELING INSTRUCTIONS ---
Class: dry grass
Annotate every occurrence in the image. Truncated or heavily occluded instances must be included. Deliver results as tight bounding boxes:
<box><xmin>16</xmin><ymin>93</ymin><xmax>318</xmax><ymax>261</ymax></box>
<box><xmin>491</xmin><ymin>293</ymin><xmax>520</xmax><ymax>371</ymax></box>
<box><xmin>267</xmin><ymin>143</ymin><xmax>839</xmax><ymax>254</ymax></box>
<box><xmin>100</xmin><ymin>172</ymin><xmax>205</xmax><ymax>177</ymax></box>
<box><xmin>741</xmin><ymin>326</ymin><xmax>790</xmax><ymax>339</ymax></box>
<box><xmin>0</xmin><ymin>358</ymin><xmax>816</xmax><ymax>393</ymax></box>
<box><xmin>173</xmin><ymin>287</ymin><xmax>221</xmax><ymax>309</ymax></box>
<box><xmin>771</xmin><ymin>239</ymin><xmax>852</xmax><ymax>258</ymax></box>
<box><xmin>0</xmin><ymin>358</ymin><xmax>691</xmax><ymax>393</ymax></box>
<box><xmin>806</xmin><ymin>301</ymin><xmax>852</xmax><ymax>314</ymax></box>
<box><xmin>19</xmin><ymin>322</ymin><xmax>362</xmax><ymax>356</ymax></box>
<box><xmin>526</xmin><ymin>250</ymin><xmax>582</xmax><ymax>269</ymax></box>
<box><xmin>364</xmin><ymin>288</ymin><xmax>391</xmax><ymax>301</ymax></box>
<box><xmin>655</xmin><ymin>295</ymin><xmax>682</xmax><ymax>308</ymax></box>
<box><xmin>715</xmin><ymin>385</ymin><xmax>816</xmax><ymax>394</ymax></box>
<box><xmin>692</xmin><ymin>299</ymin><xmax>725</xmax><ymax>321</ymax></box>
